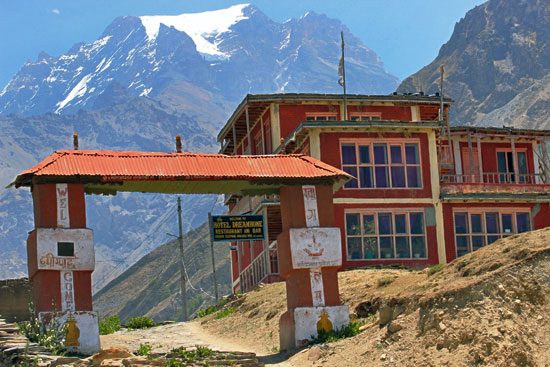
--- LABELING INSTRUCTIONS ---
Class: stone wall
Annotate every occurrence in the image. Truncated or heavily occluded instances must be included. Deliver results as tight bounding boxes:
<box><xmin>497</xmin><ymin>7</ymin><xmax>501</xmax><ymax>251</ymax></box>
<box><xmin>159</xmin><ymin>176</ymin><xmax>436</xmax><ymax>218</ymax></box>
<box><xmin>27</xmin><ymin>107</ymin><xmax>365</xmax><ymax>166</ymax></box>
<box><xmin>0</xmin><ymin>278</ymin><xmax>32</xmax><ymax>322</ymax></box>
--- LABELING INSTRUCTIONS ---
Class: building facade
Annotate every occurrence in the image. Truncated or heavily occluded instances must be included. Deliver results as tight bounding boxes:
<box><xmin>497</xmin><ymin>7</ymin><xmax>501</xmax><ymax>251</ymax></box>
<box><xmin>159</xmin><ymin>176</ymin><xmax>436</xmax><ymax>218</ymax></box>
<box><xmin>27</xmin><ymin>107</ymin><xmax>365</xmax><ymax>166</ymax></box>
<box><xmin>217</xmin><ymin>93</ymin><xmax>550</xmax><ymax>293</ymax></box>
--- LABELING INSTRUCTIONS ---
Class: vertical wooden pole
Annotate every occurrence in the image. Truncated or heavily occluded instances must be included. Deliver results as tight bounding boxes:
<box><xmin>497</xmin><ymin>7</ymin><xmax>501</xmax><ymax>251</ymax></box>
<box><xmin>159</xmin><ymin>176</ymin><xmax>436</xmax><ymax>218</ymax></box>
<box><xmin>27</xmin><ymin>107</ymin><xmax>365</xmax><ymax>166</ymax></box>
<box><xmin>467</xmin><ymin>130</ymin><xmax>474</xmax><ymax>182</ymax></box>
<box><xmin>232</xmin><ymin>124</ymin><xmax>237</xmax><ymax>155</ymax></box>
<box><xmin>511</xmin><ymin>136</ymin><xmax>519</xmax><ymax>184</ymax></box>
<box><xmin>245</xmin><ymin>107</ymin><xmax>251</xmax><ymax>155</ymax></box>
<box><xmin>207</xmin><ymin>212</ymin><xmax>219</xmax><ymax>304</ymax></box>
<box><xmin>476</xmin><ymin>136</ymin><xmax>483</xmax><ymax>183</ymax></box>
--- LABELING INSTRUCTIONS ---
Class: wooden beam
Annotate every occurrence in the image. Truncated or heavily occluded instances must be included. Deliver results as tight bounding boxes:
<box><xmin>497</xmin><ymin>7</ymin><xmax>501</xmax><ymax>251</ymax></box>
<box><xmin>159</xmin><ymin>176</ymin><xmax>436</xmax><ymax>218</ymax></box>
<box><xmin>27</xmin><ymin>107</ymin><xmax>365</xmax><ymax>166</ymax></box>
<box><xmin>511</xmin><ymin>137</ymin><xmax>519</xmax><ymax>184</ymax></box>
<box><xmin>246</xmin><ymin>107</ymin><xmax>251</xmax><ymax>155</ymax></box>
<box><xmin>476</xmin><ymin>136</ymin><xmax>483</xmax><ymax>183</ymax></box>
<box><xmin>467</xmin><ymin>130</ymin><xmax>474</xmax><ymax>183</ymax></box>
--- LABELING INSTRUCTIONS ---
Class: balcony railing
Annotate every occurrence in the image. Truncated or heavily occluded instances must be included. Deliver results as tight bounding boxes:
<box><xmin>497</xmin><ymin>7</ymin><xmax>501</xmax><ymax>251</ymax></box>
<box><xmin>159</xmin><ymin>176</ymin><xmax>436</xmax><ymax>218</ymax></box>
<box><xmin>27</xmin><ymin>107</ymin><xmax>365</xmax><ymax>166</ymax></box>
<box><xmin>238</xmin><ymin>240</ymin><xmax>278</xmax><ymax>293</ymax></box>
<box><xmin>441</xmin><ymin>172</ymin><xmax>546</xmax><ymax>185</ymax></box>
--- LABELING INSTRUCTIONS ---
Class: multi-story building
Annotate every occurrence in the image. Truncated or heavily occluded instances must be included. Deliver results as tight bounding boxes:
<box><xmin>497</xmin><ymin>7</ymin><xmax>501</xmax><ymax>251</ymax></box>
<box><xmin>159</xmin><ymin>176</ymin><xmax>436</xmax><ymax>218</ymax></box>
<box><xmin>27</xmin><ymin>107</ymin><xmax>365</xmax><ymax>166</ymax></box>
<box><xmin>217</xmin><ymin>93</ymin><xmax>550</xmax><ymax>293</ymax></box>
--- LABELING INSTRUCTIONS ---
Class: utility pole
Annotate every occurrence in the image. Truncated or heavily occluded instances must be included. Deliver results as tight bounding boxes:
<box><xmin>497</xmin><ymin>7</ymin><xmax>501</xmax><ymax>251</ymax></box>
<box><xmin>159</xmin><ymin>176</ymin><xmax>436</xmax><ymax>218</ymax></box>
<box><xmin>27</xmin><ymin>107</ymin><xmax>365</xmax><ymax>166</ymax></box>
<box><xmin>177</xmin><ymin>197</ymin><xmax>188</xmax><ymax>321</ymax></box>
<box><xmin>208</xmin><ymin>212</ymin><xmax>219</xmax><ymax>304</ymax></box>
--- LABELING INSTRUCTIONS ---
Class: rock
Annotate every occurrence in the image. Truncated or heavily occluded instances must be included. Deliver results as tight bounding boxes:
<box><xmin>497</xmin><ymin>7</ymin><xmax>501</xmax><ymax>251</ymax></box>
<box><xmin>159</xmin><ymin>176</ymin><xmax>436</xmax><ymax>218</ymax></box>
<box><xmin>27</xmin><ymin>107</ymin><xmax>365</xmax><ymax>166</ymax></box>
<box><xmin>537</xmin><ymin>315</ymin><xmax>543</xmax><ymax>321</ymax></box>
<box><xmin>380</xmin><ymin>353</ymin><xmax>387</xmax><ymax>361</ymax></box>
<box><xmin>92</xmin><ymin>348</ymin><xmax>133</xmax><ymax>367</ymax></box>
<box><xmin>387</xmin><ymin>322</ymin><xmax>403</xmax><ymax>334</ymax></box>
<box><xmin>50</xmin><ymin>357</ymin><xmax>82</xmax><ymax>366</ymax></box>
<box><xmin>122</xmin><ymin>357</ymin><xmax>163</xmax><ymax>366</ymax></box>
<box><xmin>439</xmin><ymin>322</ymin><xmax>447</xmax><ymax>332</ymax></box>
<box><xmin>100</xmin><ymin>359</ymin><xmax>124</xmax><ymax>367</ymax></box>
<box><xmin>378</xmin><ymin>306</ymin><xmax>393</xmax><ymax>325</ymax></box>
<box><xmin>308</xmin><ymin>347</ymin><xmax>322</xmax><ymax>361</ymax></box>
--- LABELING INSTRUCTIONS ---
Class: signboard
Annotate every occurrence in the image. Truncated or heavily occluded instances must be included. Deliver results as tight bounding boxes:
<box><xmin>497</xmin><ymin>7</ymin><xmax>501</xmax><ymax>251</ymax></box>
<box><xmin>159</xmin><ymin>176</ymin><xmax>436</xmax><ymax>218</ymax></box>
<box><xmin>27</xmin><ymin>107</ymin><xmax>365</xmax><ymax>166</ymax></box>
<box><xmin>36</xmin><ymin>228</ymin><xmax>95</xmax><ymax>271</ymax></box>
<box><xmin>211</xmin><ymin>215</ymin><xmax>265</xmax><ymax>242</ymax></box>
<box><xmin>289</xmin><ymin>227</ymin><xmax>342</xmax><ymax>269</ymax></box>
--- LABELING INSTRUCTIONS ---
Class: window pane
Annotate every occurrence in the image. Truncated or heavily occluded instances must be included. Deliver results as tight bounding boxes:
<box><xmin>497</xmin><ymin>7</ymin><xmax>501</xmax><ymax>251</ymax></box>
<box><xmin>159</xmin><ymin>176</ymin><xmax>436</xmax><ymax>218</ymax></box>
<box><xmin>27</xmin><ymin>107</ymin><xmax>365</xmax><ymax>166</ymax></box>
<box><xmin>407</xmin><ymin>166</ymin><xmax>421</xmax><ymax>188</ymax></box>
<box><xmin>472</xmin><ymin>236</ymin><xmax>485</xmax><ymax>250</ymax></box>
<box><xmin>363</xmin><ymin>237</ymin><xmax>378</xmax><ymax>259</ymax></box>
<box><xmin>362</xmin><ymin>214</ymin><xmax>376</xmax><ymax>234</ymax></box>
<box><xmin>395</xmin><ymin>237</ymin><xmax>410</xmax><ymax>258</ymax></box>
<box><xmin>456</xmin><ymin>236</ymin><xmax>469</xmax><ymax>257</ymax></box>
<box><xmin>411</xmin><ymin>237</ymin><xmax>426</xmax><ymax>258</ymax></box>
<box><xmin>517</xmin><ymin>152</ymin><xmax>527</xmax><ymax>174</ymax></box>
<box><xmin>488</xmin><ymin>236</ymin><xmax>500</xmax><ymax>245</ymax></box>
<box><xmin>306</xmin><ymin>116</ymin><xmax>315</xmax><ymax>121</ymax></box>
<box><xmin>373</xmin><ymin>145</ymin><xmax>387</xmax><ymax>164</ymax></box>
<box><xmin>359</xmin><ymin>167</ymin><xmax>373</xmax><ymax>188</ymax></box>
<box><xmin>375</xmin><ymin>166</ymin><xmax>389</xmax><ymax>187</ymax></box>
<box><xmin>359</xmin><ymin>145</ymin><xmax>370</xmax><ymax>164</ymax></box>
<box><xmin>378</xmin><ymin>214</ymin><xmax>392</xmax><ymax>235</ymax></box>
<box><xmin>350</xmin><ymin>116</ymin><xmax>359</xmax><ymax>121</ymax></box>
<box><xmin>347</xmin><ymin>238</ymin><xmax>362</xmax><ymax>259</ymax></box>
<box><xmin>380</xmin><ymin>237</ymin><xmax>393</xmax><ymax>258</ymax></box>
<box><xmin>410</xmin><ymin>213</ymin><xmax>424</xmax><ymax>234</ymax></box>
<box><xmin>361</xmin><ymin>116</ymin><xmax>370</xmax><ymax>121</ymax></box>
<box><xmin>371</xmin><ymin>116</ymin><xmax>381</xmax><ymax>121</ymax></box>
<box><xmin>346</xmin><ymin>214</ymin><xmax>361</xmax><ymax>235</ymax></box>
<box><xmin>497</xmin><ymin>152</ymin><xmax>507</xmax><ymax>173</ymax></box>
<box><xmin>343</xmin><ymin>167</ymin><xmax>358</xmax><ymax>188</ymax></box>
<box><xmin>485</xmin><ymin>213</ymin><xmax>499</xmax><ymax>233</ymax></box>
<box><xmin>502</xmin><ymin>214</ymin><xmax>513</xmax><ymax>234</ymax></box>
<box><xmin>405</xmin><ymin>144</ymin><xmax>419</xmax><ymax>164</ymax></box>
<box><xmin>317</xmin><ymin>116</ymin><xmax>327</xmax><ymax>121</ymax></box>
<box><xmin>516</xmin><ymin>213</ymin><xmax>530</xmax><ymax>233</ymax></box>
<box><xmin>454</xmin><ymin>213</ymin><xmax>468</xmax><ymax>234</ymax></box>
<box><xmin>341</xmin><ymin>144</ymin><xmax>356</xmax><ymax>164</ymax></box>
<box><xmin>471</xmin><ymin>214</ymin><xmax>483</xmax><ymax>233</ymax></box>
<box><xmin>395</xmin><ymin>214</ymin><xmax>407</xmax><ymax>233</ymax></box>
<box><xmin>390</xmin><ymin>145</ymin><xmax>402</xmax><ymax>164</ymax></box>
<box><xmin>391</xmin><ymin>166</ymin><xmax>406</xmax><ymax>187</ymax></box>
<box><xmin>328</xmin><ymin>116</ymin><xmax>337</xmax><ymax>121</ymax></box>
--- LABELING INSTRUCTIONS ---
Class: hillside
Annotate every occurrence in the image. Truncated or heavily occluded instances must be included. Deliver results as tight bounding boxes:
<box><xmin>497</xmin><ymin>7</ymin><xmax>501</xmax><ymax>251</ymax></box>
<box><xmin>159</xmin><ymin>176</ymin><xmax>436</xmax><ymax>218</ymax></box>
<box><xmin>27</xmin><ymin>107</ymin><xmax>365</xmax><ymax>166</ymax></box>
<box><xmin>398</xmin><ymin>0</ymin><xmax>550</xmax><ymax>128</ymax></box>
<box><xmin>194</xmin><ymin>227</ymin><xmax>550</xmax><ymax>366</ymax></box>
<box><xmin>93</xmin><ymin>223</ymin><xmax>231</xmax><ymax>323</ymax></box>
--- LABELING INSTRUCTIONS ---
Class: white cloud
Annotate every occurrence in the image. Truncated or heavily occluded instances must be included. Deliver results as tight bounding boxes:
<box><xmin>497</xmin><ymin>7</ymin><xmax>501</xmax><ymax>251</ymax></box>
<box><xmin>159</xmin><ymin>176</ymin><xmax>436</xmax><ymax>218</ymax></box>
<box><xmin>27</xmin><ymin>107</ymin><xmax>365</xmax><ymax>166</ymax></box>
<box><xmin>52</xmin><ymin>9</ymin><xmax>60</xmax><ymax>15</ymax></box>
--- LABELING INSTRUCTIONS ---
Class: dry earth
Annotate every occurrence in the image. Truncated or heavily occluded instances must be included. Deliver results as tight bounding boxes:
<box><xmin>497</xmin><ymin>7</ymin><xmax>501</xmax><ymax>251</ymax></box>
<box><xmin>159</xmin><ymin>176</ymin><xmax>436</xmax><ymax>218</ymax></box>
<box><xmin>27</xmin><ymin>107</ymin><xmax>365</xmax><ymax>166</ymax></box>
<box><xmin>102</xmin><ymin>227</ymin><xmax>550</xmax><ymax>366</ymax></box>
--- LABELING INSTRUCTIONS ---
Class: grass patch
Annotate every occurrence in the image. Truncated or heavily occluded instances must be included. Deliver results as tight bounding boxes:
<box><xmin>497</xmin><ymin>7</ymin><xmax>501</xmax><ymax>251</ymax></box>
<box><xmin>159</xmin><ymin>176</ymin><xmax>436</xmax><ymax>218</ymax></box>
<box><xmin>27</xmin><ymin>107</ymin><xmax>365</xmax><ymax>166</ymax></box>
<box><xmin>310</xmin><ymin>319</ymin><xmax>364</xmax><ymax>344</ymax></box>
<box><xmin>127</xmin><ymin>316</ymin><xmax>153</xmax><ymax>329</ymax></box>
<box><xmin>99</xmin><ymin>315</ymin><xmax>121</xmax><ymax>335</ymax></box>
<box><xmin>377</xmin><ymin>277</ymin><xmax>395</xmax><ymax>287</ymax></box>
<box><xmin>215</xmin><ymin>307</ymin><xmax>235</xmax><ymax>319</ymax></box>
<box><xmin>136</xmin><ymin>343</ymin><xmax>152</xmax><ymax>358</ymax></box>
<box><xmin>427</xmin><ymin>264</ymin><xmax>444</xmax><ymax>276</ymax></box>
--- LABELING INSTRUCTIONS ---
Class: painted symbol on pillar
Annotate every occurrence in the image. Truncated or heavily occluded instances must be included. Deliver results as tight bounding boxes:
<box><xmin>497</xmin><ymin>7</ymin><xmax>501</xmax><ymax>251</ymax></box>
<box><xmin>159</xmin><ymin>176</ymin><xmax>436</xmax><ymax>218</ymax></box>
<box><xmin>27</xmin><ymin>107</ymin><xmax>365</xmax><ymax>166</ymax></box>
<box><xmin>56</xmin><ymin>184</ymin><xmax>70</xmax><ymax>228</ymax></box>
<box><xmin>303</xmin><ymin>235</ymin><xmax>324</xmax><ymax>257</ymax></box>
<box><xmin>306</xmin><ymin>209</ymin><xmax>318</xmax><ymax>224</ymax></box>
<box><xmin>303</xmin><ymin>186</ymin><xmax>317</xmax><ymax>200</ymax></box>
<box><xmin>316</xmin><ymin>310</ymin><xmax>333</xmax><ymax>333</ymax></box>
<box><xmin>64</xmin><ymin>313</ymin><xmax>80</xmax><ymax>347</ymax></box>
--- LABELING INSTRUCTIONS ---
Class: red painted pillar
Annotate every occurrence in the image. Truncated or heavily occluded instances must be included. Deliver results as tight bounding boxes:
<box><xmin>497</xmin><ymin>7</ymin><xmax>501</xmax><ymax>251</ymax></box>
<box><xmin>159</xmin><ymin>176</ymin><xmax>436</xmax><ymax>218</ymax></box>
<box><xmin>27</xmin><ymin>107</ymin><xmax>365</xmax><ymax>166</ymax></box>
<box><xmin>278</xmin><ymin>185</ymin><xmax>349</xmax><ymax>350</ymax></box>
<box><xmin>27</xmin><ymin>183</ymin><xmax>99</xmax><ymax>354</ymax></box>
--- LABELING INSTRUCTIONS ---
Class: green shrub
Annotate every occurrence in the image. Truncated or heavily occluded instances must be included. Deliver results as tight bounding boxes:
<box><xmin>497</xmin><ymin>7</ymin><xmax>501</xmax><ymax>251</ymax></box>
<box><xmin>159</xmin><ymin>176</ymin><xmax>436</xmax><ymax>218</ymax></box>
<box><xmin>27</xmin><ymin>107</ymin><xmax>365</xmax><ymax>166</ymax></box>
<box><xmin>310</xmin><ymin>319</ymin><xmax>364</xmax><ymax>344</ymax></box>
<box><xmin>136</xmin><ymin>343</ymin><xmax>152</xmax><ymax>357</ymax></box>
<box><xmin>127</xmin><ymin>316</ymin><xmax>153</xmax><ymax>329</ymax></box>
<box><xmin>164</xmin><ymin>358</ymin><xmax>185</xmax><ymax>367</ymax></box>
<box><xmin>195</xmin><ymin>345</ymin><xmax>214</xmax><ymax>358</ymax></box>
<box><xmin>196</xmin><ymin>305</ymin><xmax>217</xmax><ymax>318</ymax></box>
<box><xmin>214</xmin><ymin>307</ymin><xmax>235</xmax><ymax>320</ymax></box>
<box><xmin>18</xmin><ymin>303</ymin><xmax>67</xmax><ymax>356</ymax></box>
<box><xmin>99</xmin><ymin>315</ymin><xmax>121</xmax><ymax>335</ymax></box>
<box><xmin>427</xmin><ymin>263</ymin><xmax>444</xmax><ymax>276</ymax></box>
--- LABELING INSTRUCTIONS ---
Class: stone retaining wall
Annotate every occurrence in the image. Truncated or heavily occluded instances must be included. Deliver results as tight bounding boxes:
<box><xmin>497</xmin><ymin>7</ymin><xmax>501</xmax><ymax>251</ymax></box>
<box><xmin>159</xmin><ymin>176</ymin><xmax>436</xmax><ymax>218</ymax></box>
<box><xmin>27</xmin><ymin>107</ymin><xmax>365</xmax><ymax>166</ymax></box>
<box><xmin>0</xmin><ymin>278</ymin><xmax>32</xmax><ymax>323</ymax></box>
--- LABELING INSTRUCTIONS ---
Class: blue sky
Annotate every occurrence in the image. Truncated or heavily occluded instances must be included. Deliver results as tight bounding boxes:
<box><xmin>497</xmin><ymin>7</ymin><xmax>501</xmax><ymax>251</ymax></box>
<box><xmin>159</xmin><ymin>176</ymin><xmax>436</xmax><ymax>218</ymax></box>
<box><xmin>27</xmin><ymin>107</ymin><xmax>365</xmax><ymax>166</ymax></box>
<box><xmin>0</xmin><ymin>0</ymin><xmax>486</xmax><ymax>88</ymax></box>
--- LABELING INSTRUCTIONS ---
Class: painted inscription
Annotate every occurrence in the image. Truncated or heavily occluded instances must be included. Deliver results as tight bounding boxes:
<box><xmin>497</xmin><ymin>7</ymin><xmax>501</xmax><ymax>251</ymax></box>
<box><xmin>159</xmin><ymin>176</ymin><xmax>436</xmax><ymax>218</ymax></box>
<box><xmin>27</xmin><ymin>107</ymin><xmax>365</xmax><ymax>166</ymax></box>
<box><xmin>40</xmin><ymin>253</ymin><xmax>77</xmax><ymax>270</ymax></box>
<box><xmin>289</xmin><ymin>227</ymin><xmax>342</xmax><ymax>269</ymax></box>
<box><xmin>302</xmin><ymin>185</ymin><xmax>319</xmax><ymax>227</ymax></box>
<box><xmin>60</xmin><ymin>271</ymin><xmax>75</xmax><ymax>311</ymax></box>
<box><xmin>309</xmin><ymin>267</ymin><xmax>325</xmax><ymax>307</ymax></box>
<box><xmin>36</xmin><ymin>228</ymin><xmax>94</xmax><ymax>271</ymax></box>
<box><xmin>56</xmin><ymin>184</ymin><xmax>70</xmax><ymax>228</ymax></box>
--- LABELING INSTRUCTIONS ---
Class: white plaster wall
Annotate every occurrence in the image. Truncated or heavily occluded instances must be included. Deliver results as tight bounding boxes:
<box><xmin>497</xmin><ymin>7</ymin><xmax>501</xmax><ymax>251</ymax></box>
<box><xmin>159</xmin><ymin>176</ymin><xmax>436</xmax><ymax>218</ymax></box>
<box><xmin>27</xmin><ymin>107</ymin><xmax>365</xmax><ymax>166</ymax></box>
<box><xmin>294</xmin><ymin>306</ymin><xmax>350</xmax><ymax>344</ymax></box>
<box><xmin>36</xmin><ymin>228</ymin><xmax>94</xmax><ymax>271</ymax></box>
<box><xmin>290</xmin><ymin>227</ymin><xmax>342</xmax><ymax>269</ymax></box>
<box><xmin>39</xmin><ymin>311</ymin><xmax>100</xmax><ymax>355</ymax></box>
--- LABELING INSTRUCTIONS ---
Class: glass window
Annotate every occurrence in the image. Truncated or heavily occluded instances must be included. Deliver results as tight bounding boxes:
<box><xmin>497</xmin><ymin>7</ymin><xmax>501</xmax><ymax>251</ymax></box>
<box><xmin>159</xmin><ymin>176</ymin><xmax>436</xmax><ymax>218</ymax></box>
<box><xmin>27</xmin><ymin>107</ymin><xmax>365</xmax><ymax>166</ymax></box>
<box><xmin>342</xmin><ymin>144</ymin><xmax>356</xmax><ymax>165</ymax></box>
<box><xmin>516</xmin><ymin>213</ymin><xmax>530</xmax><ymax>233</ymax></box>
<box><xmin>359</xmin><ymin>145</ymin><xmax>370</xmax><ymax>164</ymax></box>
<box><xmin>345</xmin><ymin>212</ymin><xmax>426</xmax><ymax>260</ymax></box>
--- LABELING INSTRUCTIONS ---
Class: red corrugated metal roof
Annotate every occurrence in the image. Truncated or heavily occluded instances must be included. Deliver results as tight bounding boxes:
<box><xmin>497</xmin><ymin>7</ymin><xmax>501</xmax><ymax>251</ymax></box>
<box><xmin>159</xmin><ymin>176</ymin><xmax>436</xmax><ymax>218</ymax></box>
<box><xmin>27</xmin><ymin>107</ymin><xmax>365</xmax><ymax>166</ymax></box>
<box><xmin>13</xmin><ymin>150</ymin><xmax>350</xmax><ymax>188</ymax></box>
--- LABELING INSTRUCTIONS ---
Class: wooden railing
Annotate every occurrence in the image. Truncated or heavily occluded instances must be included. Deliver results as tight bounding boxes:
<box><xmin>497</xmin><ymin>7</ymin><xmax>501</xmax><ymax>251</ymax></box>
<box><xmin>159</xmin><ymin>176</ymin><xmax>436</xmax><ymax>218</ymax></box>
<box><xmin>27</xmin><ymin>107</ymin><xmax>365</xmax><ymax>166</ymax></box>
<box><xmin>441</xmin><ymin>172</ymin><xmax>546</xmax><ymax>185</ymax></box>
<box><xmin>238</xmin><ymin>241</ymin><xmax>278</xmax><ymax>293</ymax></box>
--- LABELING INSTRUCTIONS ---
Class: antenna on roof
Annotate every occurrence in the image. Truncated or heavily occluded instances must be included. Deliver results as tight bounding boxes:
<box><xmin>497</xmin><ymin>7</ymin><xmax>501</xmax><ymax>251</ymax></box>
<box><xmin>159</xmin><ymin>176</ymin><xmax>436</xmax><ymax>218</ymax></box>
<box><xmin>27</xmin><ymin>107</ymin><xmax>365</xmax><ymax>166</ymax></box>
<box><xmin>176</xmin><ymin>134</ymin><xmax>182</xmax><ymax>153</ymax></box>
<box><xmin>73</xmin><ymin>133</ymin><xmax>78</xmax><ymax>150</ymax></box>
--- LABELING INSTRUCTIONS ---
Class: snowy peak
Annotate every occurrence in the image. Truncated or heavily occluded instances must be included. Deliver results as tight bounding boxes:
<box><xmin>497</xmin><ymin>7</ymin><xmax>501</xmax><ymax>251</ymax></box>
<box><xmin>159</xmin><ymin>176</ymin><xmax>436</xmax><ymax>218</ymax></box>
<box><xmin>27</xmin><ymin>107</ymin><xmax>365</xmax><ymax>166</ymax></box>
<box><xmin>139</xmin><ymin>4</ymin><xmax>251</xmax><ymax>58</ymax></box>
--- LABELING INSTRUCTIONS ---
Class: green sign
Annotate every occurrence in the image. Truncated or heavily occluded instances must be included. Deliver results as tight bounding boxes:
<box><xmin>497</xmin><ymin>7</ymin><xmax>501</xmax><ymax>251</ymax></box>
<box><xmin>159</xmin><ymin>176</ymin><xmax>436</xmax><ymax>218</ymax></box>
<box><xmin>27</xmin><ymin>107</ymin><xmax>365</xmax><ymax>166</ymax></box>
<box><xmin>210</xmin><ymin>214</ymin><xmax>265</xmax><ymax>242</ymax></box>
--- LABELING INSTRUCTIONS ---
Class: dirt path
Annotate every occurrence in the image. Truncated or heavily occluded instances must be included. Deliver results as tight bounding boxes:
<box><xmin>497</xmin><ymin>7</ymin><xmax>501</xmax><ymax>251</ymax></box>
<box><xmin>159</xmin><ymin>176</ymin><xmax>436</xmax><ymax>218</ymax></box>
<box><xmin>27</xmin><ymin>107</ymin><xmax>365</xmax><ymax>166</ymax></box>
<box><xmin>100</xmin><ymin>320</ymin><xmax>291</xmax><ymax>366</ymax></box>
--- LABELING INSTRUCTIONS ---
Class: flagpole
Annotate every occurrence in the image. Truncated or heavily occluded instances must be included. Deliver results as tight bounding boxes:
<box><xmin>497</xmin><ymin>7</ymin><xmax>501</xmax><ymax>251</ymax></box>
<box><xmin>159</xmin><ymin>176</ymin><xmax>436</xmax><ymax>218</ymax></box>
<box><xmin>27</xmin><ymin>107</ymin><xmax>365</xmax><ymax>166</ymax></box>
<box><xmin>339</xmin><ymin>31</ymin><xmax>347</xmax><ymax>120</ymax></box>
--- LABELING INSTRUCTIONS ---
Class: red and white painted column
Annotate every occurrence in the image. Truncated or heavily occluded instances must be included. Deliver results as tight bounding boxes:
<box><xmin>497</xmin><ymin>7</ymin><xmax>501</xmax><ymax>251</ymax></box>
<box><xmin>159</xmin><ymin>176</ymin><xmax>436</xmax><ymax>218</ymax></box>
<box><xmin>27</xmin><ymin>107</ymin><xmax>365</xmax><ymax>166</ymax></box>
<box><xmin>27</xmin><ymin>184</ymin><xmax>100</xmax><ymax>354</ymax></box>
<box><xmin>278</xmin><ymin>185</ymin><xmax>349</xmax><ymax>350</ymax></box>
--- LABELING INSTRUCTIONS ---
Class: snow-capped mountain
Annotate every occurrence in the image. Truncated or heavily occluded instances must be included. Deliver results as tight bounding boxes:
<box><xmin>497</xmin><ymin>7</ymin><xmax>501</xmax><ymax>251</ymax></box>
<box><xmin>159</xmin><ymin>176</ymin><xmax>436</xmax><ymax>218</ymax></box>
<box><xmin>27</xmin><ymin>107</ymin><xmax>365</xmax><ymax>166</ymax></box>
<box><xmin>0</xmin><ymin>4</ymin><xmax>398</xmax><ymax>117</ymax></box>
<box><xmin>0</xmin><ymin>4</ymin><xmax>399</xmax><ymax>289</ymax></box>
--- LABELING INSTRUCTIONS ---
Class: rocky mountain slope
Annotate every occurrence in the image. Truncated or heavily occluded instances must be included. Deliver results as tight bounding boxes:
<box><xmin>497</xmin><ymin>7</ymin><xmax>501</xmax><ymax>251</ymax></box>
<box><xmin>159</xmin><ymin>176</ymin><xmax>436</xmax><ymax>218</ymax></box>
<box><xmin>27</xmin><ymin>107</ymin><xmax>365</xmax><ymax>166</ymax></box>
<box><xmin>93</xmin><ymin>223</ymin><xmax>230</xmax><ymax>323</ymax></box>
<box><xmin>0</xmin><ymin>4</ymin><xmax>399</xmax><ymax>286</ymax></box>
<box><xmin>199</xmin><ymin>227</ymin><xmax>550</xmax><ymax>366</ymax></box>
<box><xmin>398</xmin><ymin>0</ymin><xmax>550</xmax><ymax>127</ymax></box>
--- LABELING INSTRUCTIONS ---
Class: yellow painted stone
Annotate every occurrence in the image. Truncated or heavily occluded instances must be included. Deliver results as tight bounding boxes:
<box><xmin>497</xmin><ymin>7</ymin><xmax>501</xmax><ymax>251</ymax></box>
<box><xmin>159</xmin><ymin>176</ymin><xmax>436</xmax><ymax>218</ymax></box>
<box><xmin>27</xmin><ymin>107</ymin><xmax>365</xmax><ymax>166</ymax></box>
<box><xmin>316</xmin><ymin>310</ymin><xmax>333</xmax><ymax>333</ymax></box>
<box><xmin>65</xmin><ymin>313</ymin><xmax>80</xmax><ymax>346</ymax></box>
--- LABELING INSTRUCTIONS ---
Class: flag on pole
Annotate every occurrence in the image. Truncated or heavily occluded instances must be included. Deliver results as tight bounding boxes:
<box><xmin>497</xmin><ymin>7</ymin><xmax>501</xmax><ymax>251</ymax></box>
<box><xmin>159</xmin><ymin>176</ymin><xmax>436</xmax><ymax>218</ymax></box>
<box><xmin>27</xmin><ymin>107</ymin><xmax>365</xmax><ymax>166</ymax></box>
<box><xmin>338</xmin><ymin>32</ymin><xmax>345</xmax><ymax>88</ymax></box>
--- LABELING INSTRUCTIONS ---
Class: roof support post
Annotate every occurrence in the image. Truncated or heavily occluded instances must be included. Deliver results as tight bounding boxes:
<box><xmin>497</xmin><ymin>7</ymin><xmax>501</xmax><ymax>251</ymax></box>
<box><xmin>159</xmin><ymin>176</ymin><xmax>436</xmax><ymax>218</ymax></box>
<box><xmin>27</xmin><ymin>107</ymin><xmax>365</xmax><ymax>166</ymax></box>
<box><xmin>467</xmin><ymin>130</ymin><xmax>474</xmax><ymax>183</ymax></box>
<box><xmin>511</xmin><ymin>136</ymin><xmax>519</xmax><ymax>184</ymax></box>
<box><xmin>232</xmin><ymin>124</ymin><xmax>237</xmax><ymax>155</ymax></box>
<box><xmin>260</xmin><ymin>115</ymin><xmax>266</xmax><ymax>154</ymax></box>
<box><xmin>246</xmin><ymin>107</ymin><xmax>251</xmax><ymax>155</ymax></box>
<box><xmin>476</xmin><ymin>136</ymin><xmax>483</xmax><ymax>183</ymax></box>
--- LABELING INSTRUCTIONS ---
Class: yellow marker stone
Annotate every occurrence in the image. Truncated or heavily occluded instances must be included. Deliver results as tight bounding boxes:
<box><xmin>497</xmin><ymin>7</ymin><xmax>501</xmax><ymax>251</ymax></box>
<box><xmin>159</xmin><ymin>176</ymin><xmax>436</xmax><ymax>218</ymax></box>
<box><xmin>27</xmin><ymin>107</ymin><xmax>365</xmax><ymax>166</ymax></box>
<box><xmin>316</xmin><ymin>309</ymin><xmax>333</xmax><ymax>333</ymax></box>
<box><xmin>65</xmin><ymin>313</ymin><xmax>80</xmax><ymax>346</ymax></box>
